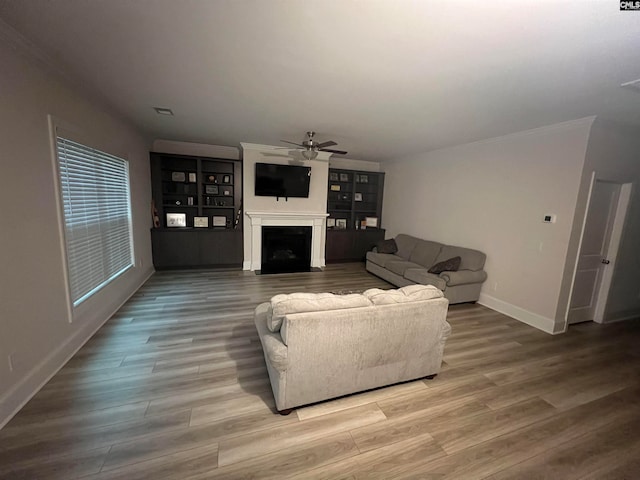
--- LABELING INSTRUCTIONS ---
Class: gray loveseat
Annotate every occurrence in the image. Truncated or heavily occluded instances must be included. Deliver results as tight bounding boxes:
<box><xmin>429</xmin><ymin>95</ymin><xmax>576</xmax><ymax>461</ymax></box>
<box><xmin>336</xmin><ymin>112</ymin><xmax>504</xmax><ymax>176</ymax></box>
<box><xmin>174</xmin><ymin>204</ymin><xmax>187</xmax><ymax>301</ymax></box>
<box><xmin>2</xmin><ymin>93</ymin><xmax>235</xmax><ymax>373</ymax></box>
<box><xmin>254</xmin><ymin>285</ymin><xmax>451</xmax><ymax>414</ymax></box>
<box><xmin>366</xmin><ymin>234</ymin><xmax>487</xmax><ymax>304</ymax></box>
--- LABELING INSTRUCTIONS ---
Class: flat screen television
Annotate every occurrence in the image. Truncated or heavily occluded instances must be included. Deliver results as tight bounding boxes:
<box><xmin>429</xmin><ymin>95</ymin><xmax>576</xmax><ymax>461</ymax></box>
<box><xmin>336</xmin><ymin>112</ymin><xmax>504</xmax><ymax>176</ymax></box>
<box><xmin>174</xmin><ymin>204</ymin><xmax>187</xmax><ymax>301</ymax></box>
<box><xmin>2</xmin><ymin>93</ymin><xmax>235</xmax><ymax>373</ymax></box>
<box><xmin>255</xmin><ymin>162</ymin><xmax>311</xmax><ymax>198</ymax></box>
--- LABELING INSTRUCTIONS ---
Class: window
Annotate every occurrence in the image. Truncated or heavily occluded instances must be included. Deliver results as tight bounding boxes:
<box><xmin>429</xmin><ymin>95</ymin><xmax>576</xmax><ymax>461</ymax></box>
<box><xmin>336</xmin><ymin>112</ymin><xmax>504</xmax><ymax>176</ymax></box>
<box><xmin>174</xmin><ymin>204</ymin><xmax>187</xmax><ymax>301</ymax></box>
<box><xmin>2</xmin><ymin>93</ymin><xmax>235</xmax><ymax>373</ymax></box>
<box><xmin>56</xmin><ymin>137</ymin><xmax>133</xmax><ymax>306</ymax></box>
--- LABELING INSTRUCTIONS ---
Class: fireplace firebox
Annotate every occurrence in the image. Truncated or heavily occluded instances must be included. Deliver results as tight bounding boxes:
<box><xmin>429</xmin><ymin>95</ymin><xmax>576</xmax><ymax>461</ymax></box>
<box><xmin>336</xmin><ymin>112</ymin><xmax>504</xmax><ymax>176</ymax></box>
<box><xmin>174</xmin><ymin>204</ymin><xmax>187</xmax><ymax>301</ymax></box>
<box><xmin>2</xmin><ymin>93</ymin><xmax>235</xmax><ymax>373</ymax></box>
<box><xmin>261</xmin><ymin>226</ymin><xmax>312</xmax><ymax>274</ymax></box>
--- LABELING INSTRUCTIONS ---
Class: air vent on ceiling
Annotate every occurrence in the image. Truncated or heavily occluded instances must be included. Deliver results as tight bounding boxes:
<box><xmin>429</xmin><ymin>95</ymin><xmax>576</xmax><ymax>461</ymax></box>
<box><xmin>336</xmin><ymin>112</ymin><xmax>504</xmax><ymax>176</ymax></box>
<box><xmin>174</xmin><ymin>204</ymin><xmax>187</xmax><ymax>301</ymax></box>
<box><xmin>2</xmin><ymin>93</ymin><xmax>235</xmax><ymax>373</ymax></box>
<box><xmin>153</xmin><ymin>107</ymin><xmax>174</xmax><ymax>116</ymax></box>
<box><xmin>621</xmin><ymin>79</ymin><xmax>640</xmax><ymax>93</ymax></box>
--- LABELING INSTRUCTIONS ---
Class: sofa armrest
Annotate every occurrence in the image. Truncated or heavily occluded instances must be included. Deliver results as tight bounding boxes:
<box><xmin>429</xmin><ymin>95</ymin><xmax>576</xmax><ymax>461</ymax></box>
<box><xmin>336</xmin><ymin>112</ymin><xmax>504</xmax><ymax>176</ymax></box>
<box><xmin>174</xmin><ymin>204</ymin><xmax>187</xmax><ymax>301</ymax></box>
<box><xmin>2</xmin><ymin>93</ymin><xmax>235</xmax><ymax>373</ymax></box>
<box><xmin>255</xmin><ymin>302</ymin><xmax>289</xmax><ymax>372</ymax></box>
<box><xmin>439</xmin><ymin>269</ymin><xmax>487</xmax><ymax>286</ymax></box>
<box><xmin>260</xmin><ymin>332</ymin><xmax>289</xmax><ymax>372</ymax></box>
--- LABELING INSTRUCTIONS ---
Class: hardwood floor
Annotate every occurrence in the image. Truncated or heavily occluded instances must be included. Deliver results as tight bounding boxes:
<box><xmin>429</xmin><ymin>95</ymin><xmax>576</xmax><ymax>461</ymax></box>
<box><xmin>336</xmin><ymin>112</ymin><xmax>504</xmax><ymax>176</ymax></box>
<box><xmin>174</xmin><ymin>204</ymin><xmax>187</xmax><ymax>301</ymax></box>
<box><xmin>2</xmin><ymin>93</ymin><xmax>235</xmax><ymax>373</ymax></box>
<box><xmin>1</xmin><ymin>263</ymin><xmax>639</xmax><ymax>479</ymax></box>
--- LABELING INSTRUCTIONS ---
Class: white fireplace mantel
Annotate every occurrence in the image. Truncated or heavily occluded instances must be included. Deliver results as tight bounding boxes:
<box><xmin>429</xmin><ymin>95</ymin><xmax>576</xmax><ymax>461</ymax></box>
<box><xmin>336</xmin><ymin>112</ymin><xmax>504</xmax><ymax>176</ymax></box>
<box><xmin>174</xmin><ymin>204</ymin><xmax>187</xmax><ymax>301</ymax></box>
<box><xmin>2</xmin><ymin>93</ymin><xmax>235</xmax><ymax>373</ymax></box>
<box><xmin>245</xmin><ymin>211</ymin><xmax>328</xmax><ymax>271</ymax></box>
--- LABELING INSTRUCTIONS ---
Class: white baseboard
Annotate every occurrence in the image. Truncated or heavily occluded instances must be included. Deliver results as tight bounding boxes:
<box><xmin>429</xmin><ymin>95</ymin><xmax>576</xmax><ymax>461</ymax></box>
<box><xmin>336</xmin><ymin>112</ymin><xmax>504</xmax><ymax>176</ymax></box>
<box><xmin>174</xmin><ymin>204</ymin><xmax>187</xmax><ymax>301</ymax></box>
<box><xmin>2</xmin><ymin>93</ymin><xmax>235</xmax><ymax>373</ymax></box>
<box><xmin>0</xmin><ymin>269</ymin><xmax>154</xmax><ymax>429</ymax></box>
<box><xmin>478</xmin><ymin>293</ymin><xmax>561</xmax><ymax>334</ymax></box>
<box><xmin>242</xmin><ymin>260</ymin><xmax>251</xmax><ymax>271</ymax></box>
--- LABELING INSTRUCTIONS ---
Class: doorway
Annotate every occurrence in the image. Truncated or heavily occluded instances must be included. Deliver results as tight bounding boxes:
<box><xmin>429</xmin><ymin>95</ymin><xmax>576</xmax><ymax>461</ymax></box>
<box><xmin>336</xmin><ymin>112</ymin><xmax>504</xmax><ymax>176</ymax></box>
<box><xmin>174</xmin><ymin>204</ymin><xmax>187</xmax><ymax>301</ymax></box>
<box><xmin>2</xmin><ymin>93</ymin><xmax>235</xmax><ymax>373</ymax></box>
<box><xmin>567</xmin><ymin>178</ymin><xmax>632</xmax><ymax>325</ymax></box>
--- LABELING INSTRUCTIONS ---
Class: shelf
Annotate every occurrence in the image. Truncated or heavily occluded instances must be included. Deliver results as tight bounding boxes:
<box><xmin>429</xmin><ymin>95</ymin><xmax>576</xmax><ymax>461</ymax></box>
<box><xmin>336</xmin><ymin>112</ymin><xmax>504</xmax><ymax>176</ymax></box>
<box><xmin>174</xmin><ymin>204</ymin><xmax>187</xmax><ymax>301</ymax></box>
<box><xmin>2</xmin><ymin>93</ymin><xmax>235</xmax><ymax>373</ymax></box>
<box><xmin>151</xmin><ymin>152</ymin><xmax>243</xmax><ymax>268</ymax></box>
<box><xmin>326</xmin><ymin>168</ymin><xmax>385</xmax><ymax>263</ymax></box>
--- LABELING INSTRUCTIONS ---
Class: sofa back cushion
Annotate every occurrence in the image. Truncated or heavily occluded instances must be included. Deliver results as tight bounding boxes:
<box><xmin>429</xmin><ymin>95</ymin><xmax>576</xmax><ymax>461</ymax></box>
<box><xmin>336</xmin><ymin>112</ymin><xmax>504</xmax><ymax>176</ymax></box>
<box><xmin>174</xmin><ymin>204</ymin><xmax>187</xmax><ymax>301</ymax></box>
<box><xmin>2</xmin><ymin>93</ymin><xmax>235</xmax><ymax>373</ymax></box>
<box><xmin>435</xmin><ymin>245</ymin><xmax>486</xmax><ymax>271</ymax></box>
<box><xmin>394</xmin><ymin>234</ymin><xmax>421</xmax><ymax>260</ymax></box>
<box><xmin>363</xmin><ymin>284</ymin><xmax>444</xmax><ymax>305</ymax></box>
<box><xmin>408</xmin><ymin>239</ymin><xmax>444</xmax><ymax>268</ymax></box>
<box><xmin>267</xmin><ymin>292</ymin><xmax>371</xmax><ymax>332</ymax></box>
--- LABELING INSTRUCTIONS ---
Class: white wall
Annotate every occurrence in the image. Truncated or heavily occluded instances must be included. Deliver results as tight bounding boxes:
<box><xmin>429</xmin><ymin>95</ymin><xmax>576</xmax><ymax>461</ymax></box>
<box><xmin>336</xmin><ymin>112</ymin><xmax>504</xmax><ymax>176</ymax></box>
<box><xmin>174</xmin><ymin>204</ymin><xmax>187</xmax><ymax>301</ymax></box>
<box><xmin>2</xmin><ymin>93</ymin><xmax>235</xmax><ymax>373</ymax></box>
<box><xmin>152</xmin><ymin>139</ymin><xmax>239</xmax><ymax>160</ymax></box>
<box><xmin>0</xmin><ymin>34</ymin><xmax>153</xmax><ymax>427</ymax></box>
<box><xmin>559</xmin><ymin>118</ymin><xmax>640</xmax><ymax>324</ymax></box>
<box><xmin>240</xmin><ymin>144</ymin><xmax>331</xmax><ymax>269</ymax></box>
<box><xmin>329</xmin><ymin>157</ymin><xmax>381</xmax><ymax>172</ymax></box>
<box><xmin>381</xmin><ymin>118</ymin><xmax>594</xmax><ymax>333</ymax></box>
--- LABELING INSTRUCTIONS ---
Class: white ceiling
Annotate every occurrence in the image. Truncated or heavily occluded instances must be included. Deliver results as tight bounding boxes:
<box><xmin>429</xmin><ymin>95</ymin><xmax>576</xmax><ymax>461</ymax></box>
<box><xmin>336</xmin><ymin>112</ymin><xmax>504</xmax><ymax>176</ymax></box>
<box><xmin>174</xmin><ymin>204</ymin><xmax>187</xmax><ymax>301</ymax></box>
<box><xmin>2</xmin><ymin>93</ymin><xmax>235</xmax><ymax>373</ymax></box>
<box><xmin>2</xmin><ymin>1</ymin><xmax>640</xmax><ymax>161</ymax></box>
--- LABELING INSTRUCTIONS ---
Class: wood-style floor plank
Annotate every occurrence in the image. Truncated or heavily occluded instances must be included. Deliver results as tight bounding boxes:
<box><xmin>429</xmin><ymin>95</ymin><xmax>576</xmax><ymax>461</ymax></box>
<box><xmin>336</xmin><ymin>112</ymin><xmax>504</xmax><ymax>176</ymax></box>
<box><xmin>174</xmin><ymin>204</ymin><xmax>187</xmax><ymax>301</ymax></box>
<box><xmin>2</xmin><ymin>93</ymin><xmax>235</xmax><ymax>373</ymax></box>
<box><xmin>0</xmin><ymin>263</ymin><xmax>638</xmax><ymax>480</ymax></box>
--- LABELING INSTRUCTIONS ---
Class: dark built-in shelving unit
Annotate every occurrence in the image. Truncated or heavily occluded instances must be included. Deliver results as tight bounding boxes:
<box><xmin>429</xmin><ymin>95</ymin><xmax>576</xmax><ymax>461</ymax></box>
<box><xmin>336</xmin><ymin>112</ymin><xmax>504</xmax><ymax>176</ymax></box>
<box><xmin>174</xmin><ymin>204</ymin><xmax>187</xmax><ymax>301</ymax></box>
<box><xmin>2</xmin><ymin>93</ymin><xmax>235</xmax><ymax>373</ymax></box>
<box><xmin>150</xmin><ymin>152</ymin><xmax>243</xmax><ymax>269</ymax></box>
<box><xmin>326</xmin><ymin>168</ymin><xmax>385</xmax><ymax>262</ymax></box>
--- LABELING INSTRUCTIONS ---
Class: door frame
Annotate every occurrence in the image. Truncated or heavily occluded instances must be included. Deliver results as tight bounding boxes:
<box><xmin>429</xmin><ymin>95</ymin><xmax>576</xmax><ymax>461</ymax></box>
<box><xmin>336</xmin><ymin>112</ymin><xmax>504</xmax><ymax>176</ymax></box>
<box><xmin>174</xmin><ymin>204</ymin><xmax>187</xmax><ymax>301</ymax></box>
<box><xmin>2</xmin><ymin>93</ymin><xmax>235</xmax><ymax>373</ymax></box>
<box><xmin>564</xmin><ymin>172</ymin><xmax>632</xmax><ymax>327</ymax></box>
<box><xmin>592</xmin><ymin>181</ymin><xmax>631</xmax><ymax>322</ymax></box>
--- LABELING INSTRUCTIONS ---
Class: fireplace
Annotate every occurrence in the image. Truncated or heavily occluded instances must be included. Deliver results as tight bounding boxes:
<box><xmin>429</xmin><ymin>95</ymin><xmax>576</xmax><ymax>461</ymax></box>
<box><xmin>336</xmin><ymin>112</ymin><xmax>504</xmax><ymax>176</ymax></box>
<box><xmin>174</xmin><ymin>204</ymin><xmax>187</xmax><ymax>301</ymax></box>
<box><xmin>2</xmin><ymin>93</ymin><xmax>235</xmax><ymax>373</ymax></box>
<box><xmin>245</xmin><ymin>211</ymin><xmax>328</xmax><ymax>271</ymax></box>
<box><xmin>261</xmin><ymin>226</ymin><xmax>312</xmax><ymax>274</ymax></box>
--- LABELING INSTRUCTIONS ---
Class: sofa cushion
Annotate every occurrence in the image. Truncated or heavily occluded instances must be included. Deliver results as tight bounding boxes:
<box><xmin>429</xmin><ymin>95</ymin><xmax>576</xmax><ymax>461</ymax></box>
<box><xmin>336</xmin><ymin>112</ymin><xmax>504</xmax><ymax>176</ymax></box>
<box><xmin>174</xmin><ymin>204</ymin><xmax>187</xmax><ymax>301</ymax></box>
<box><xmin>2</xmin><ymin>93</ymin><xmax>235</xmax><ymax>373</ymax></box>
<box><xmin>408</xmin><ymin>239</ymin><xmax>443</xmax><ymax>268</ymax></box>
<box><xmin>435</xmin><ymin>245</ymin><xmax>486</xmax><ymax>271</ymax></box>
<box><xmin>366</xmin><ymin>251</ymin><xmax>401</xmax><ymax>268</ymax></box>
<box><xmin>394</xmin><ymin>234</ymin><xmax>421</xmax><ymax>260</ymax></box>
<box><xmin>404</xmin><ymin>268</ymin><xmax>447</xmax><ymax>290</ymax></box>
<box><xmin>363</xmin><ymin>284</ymin><xmax>443</xmax><ymax>305</ymax></box>
<box><xmin>267</xmin><ymin>292</ymin><xmax>371</xmax><ymax>332</ymax></box>
<box><xmin>376</xmin><ymin>238</ymin><xmax>398</xmax><ymax>254</ymax></box>
<box><xmin>428</xmin><ymin>256</ymin><xmax>461</xmax><ymax>274</ymax></box>
<box><xmin>385</xmin><ymin>260</ymin><xmax>422</xmax><ymax>277</ymax></box>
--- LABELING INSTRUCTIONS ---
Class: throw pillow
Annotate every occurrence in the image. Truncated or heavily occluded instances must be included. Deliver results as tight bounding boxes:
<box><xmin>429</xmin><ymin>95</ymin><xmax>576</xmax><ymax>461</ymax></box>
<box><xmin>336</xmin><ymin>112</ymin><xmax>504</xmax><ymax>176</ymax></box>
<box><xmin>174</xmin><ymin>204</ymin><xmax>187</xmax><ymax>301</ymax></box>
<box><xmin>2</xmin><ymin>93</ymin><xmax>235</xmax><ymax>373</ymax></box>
<box><xmin>428</xmin><ymin>256</ymin><xmax>461</xmax><ymax>274</ymax></box>
<box><xmin>376</xmin><ymin>238</ymin><xmax>398</xmax><ymax>254</ymax></box>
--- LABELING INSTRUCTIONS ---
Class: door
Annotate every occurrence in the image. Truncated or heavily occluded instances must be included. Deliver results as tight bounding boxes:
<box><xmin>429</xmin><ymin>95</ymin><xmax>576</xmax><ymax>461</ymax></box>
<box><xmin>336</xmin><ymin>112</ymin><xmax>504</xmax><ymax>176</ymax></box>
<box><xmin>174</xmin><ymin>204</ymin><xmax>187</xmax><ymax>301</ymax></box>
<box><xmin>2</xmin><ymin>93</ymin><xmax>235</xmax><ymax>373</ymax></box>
<box><xmin>568</xmin><ymin>181</ymin><xmax>620</xmax><ymax>324</ymax></box>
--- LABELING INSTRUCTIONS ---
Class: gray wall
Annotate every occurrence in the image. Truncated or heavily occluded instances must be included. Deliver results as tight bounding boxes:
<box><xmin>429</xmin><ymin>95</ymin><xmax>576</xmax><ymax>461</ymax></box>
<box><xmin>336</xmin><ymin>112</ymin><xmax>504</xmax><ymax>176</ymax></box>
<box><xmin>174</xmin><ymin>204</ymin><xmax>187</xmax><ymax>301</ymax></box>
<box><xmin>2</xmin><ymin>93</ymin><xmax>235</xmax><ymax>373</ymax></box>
<box><xmin>381</xmin><ymin>118</ymin><xmax>593</xmax><ymax>333</ymax></box>
<box><xmin>0</xmin><ymin>36</ymin><xmax>153</xmax><ymax>426</ymax></box>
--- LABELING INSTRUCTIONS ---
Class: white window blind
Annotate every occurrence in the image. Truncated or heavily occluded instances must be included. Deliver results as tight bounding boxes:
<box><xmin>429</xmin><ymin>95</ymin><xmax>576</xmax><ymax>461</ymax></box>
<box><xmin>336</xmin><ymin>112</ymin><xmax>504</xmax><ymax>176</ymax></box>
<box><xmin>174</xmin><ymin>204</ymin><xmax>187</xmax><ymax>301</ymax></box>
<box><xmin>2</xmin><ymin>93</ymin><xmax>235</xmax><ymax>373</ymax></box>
<box><xmin>56</xmin><ymin>137</ymin><xmax>133</xmax><ymax>306</ymax></box>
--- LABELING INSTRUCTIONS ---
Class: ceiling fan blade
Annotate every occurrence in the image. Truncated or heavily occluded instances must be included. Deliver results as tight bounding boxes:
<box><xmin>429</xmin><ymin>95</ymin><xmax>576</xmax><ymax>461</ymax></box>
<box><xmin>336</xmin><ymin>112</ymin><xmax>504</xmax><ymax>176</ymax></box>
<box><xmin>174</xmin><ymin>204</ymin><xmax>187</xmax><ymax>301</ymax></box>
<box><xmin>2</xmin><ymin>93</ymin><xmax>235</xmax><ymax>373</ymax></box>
<box><xmin>280</xmin><ymin>140</ymin><xmax>304</xmax><ymax>147</ymax></box>
<box><xmin>320</xmin><ymin>148</ymin><xmax>348</xmax><ymax>155</ymax></box>
<box><xmin>315</xmin><ymin>140</ymin><xmax>337</xmax><ymax>149</ymax></box>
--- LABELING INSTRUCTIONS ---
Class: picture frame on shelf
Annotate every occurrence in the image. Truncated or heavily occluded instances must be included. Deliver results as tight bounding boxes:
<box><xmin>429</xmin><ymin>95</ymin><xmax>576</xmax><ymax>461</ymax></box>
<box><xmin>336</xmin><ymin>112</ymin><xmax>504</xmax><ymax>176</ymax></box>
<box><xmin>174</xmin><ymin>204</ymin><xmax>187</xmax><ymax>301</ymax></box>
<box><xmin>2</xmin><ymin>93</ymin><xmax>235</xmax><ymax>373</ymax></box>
<box><xmin>329</xmin><ymin>172</ymin><xmax>339</xmax><ymax>181</ymax></box>
<box><xmin>360</xmin><ymin>219</ymin><xmax>367</xmax><ymax>229</ymax></box>
<box><xmin>222</xmin><ymin>187</ymin><xmax>232</xmax><ymax>196</ymax></box>
<box><xmin>339</xmin><ymin>173</ymin><xmax>349</xmax><ymax>182</ymax></box>
<box><xmin>336</xmin><ymin>218</ymin><xmax>347</xmax><ymax>229</ymax></box>
<box><xmin>223</xmin><ymin>174</ymin><xmax>231</xmax><ymax>183</ymax></box>
<box><xmin>205</xmin><ymin>185</ymin><xmax>219</xmax><ymax>195</ymax></box>
<box><xmin>212</xmin><ymin>216</ymin><xmax>227</xmax><ymax>227</ymax></box>
<box><xmin>188</xmin><ymin>172</ymin><xmax>197</xmax><ymax>183</ymax></box>
<box><xmin>354</xmin><ymin>192</ymin><xmax>363</xmax><ymax>202</ymax></box>
<box><xmin>359</xmin><ymin>174</ymin><xmax>368</xmax><ymax>183</ymax></box>
<box><xmin>194</xmin><ymin>216</ymin><xmax>209</xmax><ymax>228</ymax></box>
<box><xmin>327</xmin><ymin>218</ymin><xmax>336</xmax><ymax>228</ymax></box>
<box><xmin>365</xmin><ymin>216</ymin><xmax>378</xmax><ymax>228</ymax></box>
<box><xmin>166</xmin><ymin>213</ymin><xmax>186</xmax><ymax>227</ymax></box>
<box><xmin>330</xmin><ymin>184</ymin><xmax>341</xmax><ymax>191</ymax></box>
<box><xmin>171</xmin><ymin>171</ymin><xmax>186</xmax><ymax>182</ymax></box>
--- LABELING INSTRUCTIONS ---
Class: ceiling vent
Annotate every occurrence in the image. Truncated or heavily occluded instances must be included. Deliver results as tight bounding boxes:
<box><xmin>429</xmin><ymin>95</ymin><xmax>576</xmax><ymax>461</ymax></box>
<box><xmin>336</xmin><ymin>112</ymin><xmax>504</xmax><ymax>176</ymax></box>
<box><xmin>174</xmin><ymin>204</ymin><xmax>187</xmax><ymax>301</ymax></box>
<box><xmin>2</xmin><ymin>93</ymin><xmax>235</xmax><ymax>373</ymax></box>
<box><xmin>153</xmin><ymin>107</ymin><xmax>174</xmax><ymax>116</ymax></box>
<box><xmin>620</xmin><ymin>79</ymin><xmax>640</xmax><ymax>93</ymax></box>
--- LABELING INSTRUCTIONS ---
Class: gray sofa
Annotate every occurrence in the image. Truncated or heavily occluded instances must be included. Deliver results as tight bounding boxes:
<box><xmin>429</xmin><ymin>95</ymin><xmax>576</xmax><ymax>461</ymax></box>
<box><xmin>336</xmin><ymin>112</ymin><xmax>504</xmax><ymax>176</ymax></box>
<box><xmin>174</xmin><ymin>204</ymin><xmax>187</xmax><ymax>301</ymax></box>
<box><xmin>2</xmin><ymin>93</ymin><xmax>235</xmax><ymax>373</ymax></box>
<box><xmin>366</xmin><ymin>234</ymin><xmax>487</xmax><ymax>304</ymax></box>
<box><xmin>254</xmin><ymin>285</ymin><xmax>451</xmax><ymax>413</ymax></box>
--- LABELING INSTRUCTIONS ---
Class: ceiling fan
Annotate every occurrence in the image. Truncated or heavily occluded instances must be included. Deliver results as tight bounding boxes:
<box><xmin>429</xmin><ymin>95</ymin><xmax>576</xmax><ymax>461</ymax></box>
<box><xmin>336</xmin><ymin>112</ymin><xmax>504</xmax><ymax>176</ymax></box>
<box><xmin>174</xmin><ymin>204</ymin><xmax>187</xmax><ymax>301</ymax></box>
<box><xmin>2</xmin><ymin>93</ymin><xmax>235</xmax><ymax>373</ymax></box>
<box><xmin>280</xmin><ymin>131</ymin><xmax>347</xmax><ymax>160</ymax></box>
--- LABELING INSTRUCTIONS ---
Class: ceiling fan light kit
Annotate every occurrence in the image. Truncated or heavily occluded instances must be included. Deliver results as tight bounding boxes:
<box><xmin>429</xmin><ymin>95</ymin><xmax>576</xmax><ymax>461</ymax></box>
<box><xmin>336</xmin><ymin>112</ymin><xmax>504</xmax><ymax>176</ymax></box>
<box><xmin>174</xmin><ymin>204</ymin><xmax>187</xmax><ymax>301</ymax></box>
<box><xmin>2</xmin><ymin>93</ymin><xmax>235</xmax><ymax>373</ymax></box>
<box><xmin>302</xmin><ymin>149</ymin><xmax>318</xmax><ymax>160</ymax></box>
